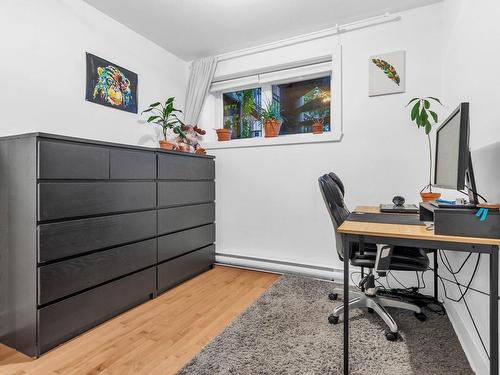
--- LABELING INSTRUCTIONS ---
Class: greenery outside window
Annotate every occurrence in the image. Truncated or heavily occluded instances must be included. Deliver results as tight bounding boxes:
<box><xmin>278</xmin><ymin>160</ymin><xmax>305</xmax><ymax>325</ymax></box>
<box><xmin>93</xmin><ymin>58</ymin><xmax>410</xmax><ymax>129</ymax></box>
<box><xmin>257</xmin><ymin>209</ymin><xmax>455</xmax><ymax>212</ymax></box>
<box><xmin>223</xmin><ymin>88</ymin><xmax>262</xmax><ymax>139</ymax></box>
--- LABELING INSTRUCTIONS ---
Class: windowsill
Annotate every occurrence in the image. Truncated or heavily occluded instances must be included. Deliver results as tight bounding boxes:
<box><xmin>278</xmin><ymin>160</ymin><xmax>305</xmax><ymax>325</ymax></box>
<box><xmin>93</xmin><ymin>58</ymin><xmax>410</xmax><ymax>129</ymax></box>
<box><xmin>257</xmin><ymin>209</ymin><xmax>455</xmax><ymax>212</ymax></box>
<box><xmin>202</xmin><ymin>131</ymin><xmax>343</xmax><ymax>150</ymax></box>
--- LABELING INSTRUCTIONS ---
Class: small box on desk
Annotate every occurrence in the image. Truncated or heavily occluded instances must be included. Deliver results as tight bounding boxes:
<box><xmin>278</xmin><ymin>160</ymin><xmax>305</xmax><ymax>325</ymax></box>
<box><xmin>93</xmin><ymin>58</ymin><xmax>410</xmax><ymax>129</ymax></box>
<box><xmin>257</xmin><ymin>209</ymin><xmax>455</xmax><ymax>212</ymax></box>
<box><xmin>420</xmin><ymin>202</ymin><xmax>500</xmax><ymax>239</ymax></box>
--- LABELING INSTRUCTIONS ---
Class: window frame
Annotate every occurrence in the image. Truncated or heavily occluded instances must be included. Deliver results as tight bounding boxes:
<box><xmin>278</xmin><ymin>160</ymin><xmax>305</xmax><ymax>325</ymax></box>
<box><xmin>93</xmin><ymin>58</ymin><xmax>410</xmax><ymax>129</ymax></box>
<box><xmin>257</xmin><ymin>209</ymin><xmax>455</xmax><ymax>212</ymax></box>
<box><xmin>203</xmin><ymin>47</ymin><xmax>343</xmax><ymax>150</ymax></box>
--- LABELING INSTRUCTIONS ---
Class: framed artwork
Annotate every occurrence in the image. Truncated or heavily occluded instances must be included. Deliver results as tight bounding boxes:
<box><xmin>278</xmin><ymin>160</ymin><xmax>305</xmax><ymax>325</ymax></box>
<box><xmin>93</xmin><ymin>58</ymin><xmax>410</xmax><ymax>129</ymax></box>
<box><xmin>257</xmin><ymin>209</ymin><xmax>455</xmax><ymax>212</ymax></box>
<box><xmin>369</xmin><ymin>50</ymin><xmax>405</xmax><ymax>97</ymax></box>
<box><xmin>85</xmin><ymin>53</ymin><xmax>138</xmax><ymax>113</ymax></box>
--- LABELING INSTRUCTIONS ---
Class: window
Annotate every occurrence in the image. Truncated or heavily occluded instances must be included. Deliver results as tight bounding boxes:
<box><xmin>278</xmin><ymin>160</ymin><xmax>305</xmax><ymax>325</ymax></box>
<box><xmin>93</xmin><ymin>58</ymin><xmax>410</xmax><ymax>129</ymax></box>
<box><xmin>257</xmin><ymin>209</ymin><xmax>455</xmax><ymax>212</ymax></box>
<box><xmin>272</xmin><ymin>76</ymin><xmax>331</xmax><ymax>135</ymax></box>
<box><xmin>220</xmin><ymin>75</ymin><xmax>331</xmax><ymax>138</ymax></box>
<box><xmin>223</xmin><ymin>88</ymin><xmax>262</xmax><ymax>139</ymax></box>
<box><xmin>210</xmin><ymin>57</ymin><xmax>341</xmax><ymax>148</ymax></box>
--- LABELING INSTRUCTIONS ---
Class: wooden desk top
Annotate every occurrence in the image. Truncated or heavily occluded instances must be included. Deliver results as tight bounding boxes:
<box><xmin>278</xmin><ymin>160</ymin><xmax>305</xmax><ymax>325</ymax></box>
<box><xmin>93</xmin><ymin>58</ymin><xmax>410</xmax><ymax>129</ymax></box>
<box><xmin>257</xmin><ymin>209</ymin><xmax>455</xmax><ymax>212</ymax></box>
<box><xmin>337</xmin><ymin>206</ymin><xmax>500</xmax><ymax>246</ymax></box>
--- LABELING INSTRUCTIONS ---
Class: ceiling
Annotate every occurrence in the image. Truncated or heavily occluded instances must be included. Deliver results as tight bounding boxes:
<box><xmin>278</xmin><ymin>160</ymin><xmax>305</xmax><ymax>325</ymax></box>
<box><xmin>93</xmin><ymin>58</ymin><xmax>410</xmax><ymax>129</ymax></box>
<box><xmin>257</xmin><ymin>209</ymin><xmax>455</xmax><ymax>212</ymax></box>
<box><xmin>84</xmin><ymin>0</ymin><xmax>442</xmax><ymax>61</ymax></box>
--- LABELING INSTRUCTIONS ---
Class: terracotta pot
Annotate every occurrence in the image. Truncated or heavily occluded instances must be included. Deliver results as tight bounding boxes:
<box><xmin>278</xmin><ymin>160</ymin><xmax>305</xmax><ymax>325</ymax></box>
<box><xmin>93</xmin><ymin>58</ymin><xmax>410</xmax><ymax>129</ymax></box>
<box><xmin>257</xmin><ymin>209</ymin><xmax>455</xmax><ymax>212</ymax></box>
<box><xmin>216</xmin><ymin>128</ymin><xmax>232</xmax><ymax>141</ymax></box>
<box><xmin>312</xmin><ymin>122</ymin><xmax>323</xmax><ymax>134</ymax></box>
<box><xmin>264</xmin><ymin>119</ymin><xmax>282</xmax><ymax>138</ymax></box>
<box><xmin>195</xmin><ymin>147</ymin><xmax>207</xmax><ymax>155</ymax></box>
<box><xmin>159</xmin><ymin>140</ymin><xmax>176</xmax><ymax>150</ymax></box>
<box><xmin>420</xmin><ymin>191</ymin><xmax>442</xmax><ymax>202</ymax></box>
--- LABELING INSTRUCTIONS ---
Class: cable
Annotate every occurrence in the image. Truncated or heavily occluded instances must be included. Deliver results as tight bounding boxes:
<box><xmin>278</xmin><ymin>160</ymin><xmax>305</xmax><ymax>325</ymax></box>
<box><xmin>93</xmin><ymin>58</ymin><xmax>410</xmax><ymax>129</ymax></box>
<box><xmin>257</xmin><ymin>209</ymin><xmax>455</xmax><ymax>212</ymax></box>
<box><xmin>438</xmin><ymin>250</ymin><xmax>480</xmax><ymax>303</ymax></box>
<box><xmin>435</xmin><ymin>251</ymin><xmax>490</xmax><ymax>359</ymax></box>
<box><xmin>428</xmin><ymin>266</ymin><xmax>492</xmax><ymax>298</ymax></box>
<box><xmin>458</xmin><ymin>186</ymin><xmax>488</xmax><ymax>203</ymax></box>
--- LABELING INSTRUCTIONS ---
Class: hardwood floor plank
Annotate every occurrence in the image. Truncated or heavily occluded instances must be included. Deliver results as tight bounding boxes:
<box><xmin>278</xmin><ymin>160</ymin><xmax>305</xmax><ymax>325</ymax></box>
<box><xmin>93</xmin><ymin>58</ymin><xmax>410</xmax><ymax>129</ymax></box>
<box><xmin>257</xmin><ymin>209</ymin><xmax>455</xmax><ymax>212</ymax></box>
<box><xmin>0</xmin><ymin>266</ymin><xmax>279</xmax><ymax>375</ymax></box>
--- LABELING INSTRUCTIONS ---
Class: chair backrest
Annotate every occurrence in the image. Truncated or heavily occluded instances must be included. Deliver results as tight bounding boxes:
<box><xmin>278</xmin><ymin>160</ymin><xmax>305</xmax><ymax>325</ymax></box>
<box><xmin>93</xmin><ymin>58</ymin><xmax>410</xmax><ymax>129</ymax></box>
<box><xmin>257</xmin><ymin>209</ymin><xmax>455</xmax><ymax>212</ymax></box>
<box><xmin>318</xmin><ymin>173</ymin><xmax>350</xmax><ymax>260</ymax></box>
<box><xmin>328</xmin><ymin>172</ymin><xmax>345</xmax><ymax>196</ymax></box>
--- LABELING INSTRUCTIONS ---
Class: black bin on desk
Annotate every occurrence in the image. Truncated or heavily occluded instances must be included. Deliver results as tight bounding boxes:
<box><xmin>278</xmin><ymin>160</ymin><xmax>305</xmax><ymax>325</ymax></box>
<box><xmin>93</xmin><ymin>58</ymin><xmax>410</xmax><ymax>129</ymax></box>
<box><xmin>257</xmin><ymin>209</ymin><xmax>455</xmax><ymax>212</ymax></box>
<box><xmin>434</xmin><ymin>208</ymin><xmax>500</xmax><ymax>239</ymax></box>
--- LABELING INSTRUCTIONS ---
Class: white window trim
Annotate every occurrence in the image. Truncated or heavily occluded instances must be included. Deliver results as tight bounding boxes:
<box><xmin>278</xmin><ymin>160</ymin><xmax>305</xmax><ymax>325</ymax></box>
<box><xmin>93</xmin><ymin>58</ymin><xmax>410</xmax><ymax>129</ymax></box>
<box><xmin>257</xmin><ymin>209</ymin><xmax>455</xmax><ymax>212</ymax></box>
<box><xmin>202</xmin><ymin>45</ymin><xmax>343</xmax><ymax>150</ymax></box>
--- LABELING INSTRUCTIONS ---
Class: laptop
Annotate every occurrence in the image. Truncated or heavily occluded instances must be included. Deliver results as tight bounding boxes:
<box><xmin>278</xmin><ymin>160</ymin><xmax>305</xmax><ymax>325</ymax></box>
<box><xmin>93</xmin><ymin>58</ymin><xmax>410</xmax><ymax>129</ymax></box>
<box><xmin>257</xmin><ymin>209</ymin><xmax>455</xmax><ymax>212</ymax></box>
<box><xmin>379</xmin><ymin>204</ymin><xmax>419</xmax><ymax>214</ymax></box>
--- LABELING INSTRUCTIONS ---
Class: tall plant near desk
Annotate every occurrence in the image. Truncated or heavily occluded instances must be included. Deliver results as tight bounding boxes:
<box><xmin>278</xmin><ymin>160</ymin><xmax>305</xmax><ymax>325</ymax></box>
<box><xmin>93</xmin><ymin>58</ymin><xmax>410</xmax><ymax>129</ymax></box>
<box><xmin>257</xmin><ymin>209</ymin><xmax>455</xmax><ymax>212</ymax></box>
<box><xmin>406</xmin><ymin>96</ymin><xmax>443</xmax><ymax>201</ymax></box>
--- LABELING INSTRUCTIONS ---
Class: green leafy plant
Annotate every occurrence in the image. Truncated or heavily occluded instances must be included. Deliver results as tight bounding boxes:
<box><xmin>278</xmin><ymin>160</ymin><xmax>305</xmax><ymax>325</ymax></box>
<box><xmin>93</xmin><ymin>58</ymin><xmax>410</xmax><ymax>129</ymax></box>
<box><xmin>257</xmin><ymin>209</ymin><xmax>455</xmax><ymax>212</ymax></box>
<box><xmin>141</xmin><ymin>97</ymin><xmax>185</xmax><ymax>141</ymax></box>
<box><xmin>406</xmin><ymin>96</ymin><xmax>443</xmax><ymax>192</ymax></box>
<box><xmin>259</xmin><ymin>99</ymin><xmax>283</xmax><ymax>122</ymax></box>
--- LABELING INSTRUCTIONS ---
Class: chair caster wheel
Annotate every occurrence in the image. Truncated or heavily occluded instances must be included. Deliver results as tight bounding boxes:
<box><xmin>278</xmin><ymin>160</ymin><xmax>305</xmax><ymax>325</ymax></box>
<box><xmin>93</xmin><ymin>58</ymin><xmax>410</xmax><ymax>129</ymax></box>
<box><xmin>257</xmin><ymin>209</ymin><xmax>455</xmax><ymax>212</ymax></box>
<box><xmin>414</xmin><ymin>312</ymin><xmax>427</xmax><ymax>322</ymax></box>
<box><xmin>367</xmin><ymin>308</ymin><xmax>374</xmax><ymax>313</ymax></box>
<box><xmin>385</xmin><ymin>330</ymin><xmax>398</xmax><ymax>341</ymax></box>
<box><xmin>328</xmin><ymin>314</ymin><xmax>339</xmax><ymax>324</ymax></box>
<box><xmin>328</xmin><ymin>293</ymin><xmax>338</xmax><ymax>301</ymax></box>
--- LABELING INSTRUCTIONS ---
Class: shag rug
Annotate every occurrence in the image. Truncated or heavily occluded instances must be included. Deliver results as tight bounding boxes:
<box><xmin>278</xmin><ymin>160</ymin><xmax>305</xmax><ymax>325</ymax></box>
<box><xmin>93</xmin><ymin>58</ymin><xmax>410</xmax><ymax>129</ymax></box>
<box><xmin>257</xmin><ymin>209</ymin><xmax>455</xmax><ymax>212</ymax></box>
<box><xmin>179</xmin><ymin>275</ymin><xmax>473</xmax><ymax>374</ymax></box>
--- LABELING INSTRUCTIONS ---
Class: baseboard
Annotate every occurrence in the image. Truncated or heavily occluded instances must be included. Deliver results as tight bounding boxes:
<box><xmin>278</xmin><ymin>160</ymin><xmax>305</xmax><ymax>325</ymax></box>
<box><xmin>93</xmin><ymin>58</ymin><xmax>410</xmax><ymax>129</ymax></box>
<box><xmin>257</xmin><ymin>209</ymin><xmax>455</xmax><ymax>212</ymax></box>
<box><xmin>444</xmin><ymin>299</ymin><xmax>489</xmax><ymax>374</ymax></box>
<box><xmin>216</xmin><ymin>253</ymin><xmax>355</xmax><ymax>285</ymax></box>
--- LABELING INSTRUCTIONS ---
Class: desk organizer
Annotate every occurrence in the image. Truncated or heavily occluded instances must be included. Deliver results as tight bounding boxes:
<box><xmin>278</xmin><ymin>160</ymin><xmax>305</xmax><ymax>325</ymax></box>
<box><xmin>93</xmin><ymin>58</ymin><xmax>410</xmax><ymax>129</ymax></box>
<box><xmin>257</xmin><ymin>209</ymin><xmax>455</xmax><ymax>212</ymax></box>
<box><xmin>420</xmin><ymin>202</ymin><xmax>500</xmax><ymax>239</ymax></box>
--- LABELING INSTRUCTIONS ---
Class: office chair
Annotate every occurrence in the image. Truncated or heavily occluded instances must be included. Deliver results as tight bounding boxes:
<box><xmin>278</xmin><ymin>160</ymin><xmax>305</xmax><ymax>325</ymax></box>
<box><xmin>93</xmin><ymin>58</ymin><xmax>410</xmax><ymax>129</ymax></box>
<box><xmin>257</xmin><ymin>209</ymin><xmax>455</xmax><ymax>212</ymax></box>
<box><xmin>318</xmin><ymin>173</ymin><xmax>429</xmax><ymax>341</ymax></box>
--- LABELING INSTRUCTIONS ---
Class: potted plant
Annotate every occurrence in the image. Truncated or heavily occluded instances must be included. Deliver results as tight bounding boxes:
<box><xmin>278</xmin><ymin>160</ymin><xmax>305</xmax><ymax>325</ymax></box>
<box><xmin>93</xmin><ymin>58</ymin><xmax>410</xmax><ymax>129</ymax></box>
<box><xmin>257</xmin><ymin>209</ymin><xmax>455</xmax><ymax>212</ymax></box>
<box><xmin>406</xmin><ymin>96</ymin><xmax>443</xmax><ymax>202</ymax></box>
<box><xmin>216</xmin><ymin>119</ymin><xmax>233</xmax><ymax>141</ymax></box>
<box><xmin>260</xmin><ymin>99</ymin><xmax>283</xmax><ymax>138</ymax></box>
<box><xmin>142</xmin><ymin>97</ymin><xmax>185</xmax><ymax>150</ymax></box>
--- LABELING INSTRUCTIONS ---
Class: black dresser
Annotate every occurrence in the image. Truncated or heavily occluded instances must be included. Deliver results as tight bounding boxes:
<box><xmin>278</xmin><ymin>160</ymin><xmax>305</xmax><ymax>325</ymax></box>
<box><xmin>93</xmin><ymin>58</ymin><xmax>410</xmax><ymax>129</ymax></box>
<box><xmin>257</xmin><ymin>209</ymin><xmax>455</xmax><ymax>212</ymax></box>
<box><xmin>0</xmin><ymin>133</ymin><xmax>215</xmax><ymax>357</ymax></box>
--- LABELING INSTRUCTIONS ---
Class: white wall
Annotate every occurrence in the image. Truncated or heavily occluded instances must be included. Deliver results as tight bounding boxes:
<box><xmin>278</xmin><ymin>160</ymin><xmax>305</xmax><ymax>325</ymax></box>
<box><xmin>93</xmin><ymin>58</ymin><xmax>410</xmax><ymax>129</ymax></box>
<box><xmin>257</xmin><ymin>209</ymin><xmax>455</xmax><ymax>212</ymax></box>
<box><xmin>201</xmin><ymin>4</ymin><xmax>444</xmax><ymax>272</ymax></box>
<box><xmin>0</xmin><ymin>0</ymin><xmax>188</xmax><ymax>147</ymax></box>
<box><xmin>438</xmin><ymin>1</ymin><xmax>500</xmax><ymax>373</ymax></box>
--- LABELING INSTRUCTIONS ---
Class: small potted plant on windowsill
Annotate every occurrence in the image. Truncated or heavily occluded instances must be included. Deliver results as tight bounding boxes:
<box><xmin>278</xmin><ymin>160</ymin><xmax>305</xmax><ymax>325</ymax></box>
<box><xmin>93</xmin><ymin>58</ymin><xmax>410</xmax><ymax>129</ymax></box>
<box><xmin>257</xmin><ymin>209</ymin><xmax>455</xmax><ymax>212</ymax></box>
<box><xmin>142</xmin><ymin>97</ymin><xmax>185</xmax><ymax>150</ymax></box>
<box><xmin>260</xmin><ymin>99</ymin><xmax>283</xmax><ymax>138</ymax></box>
<box><xmin>406</xmin><ymin>96</ymin><xmax>443</xmax><ymax>202</ymax></box>
<box><xmin>215</xmin><ymin>119</ymin><xmax>233</xmax><ymax>141</ymax></box>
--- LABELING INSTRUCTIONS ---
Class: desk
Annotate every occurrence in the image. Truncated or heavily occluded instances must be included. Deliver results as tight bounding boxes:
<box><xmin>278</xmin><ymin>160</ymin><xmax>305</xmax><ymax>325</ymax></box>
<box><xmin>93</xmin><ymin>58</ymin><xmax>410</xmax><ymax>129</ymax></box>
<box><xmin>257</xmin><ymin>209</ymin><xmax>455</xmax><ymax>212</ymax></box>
<box><xmin>338</xmin><ymin>206</ymin><xmax>500</xmax><ymax>375</ymax></box>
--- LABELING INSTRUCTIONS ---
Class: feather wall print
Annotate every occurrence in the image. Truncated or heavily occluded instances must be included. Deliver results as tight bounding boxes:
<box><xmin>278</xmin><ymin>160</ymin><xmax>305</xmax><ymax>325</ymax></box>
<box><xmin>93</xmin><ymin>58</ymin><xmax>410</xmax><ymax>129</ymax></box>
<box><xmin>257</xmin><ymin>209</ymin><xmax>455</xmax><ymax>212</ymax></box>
<box><xmin>372</xmin><ymin>59</ymin><xmax>400</xmax><ymax>86</ymax></box>
<box><xmin>369</xmin><ymin>51</ymin><xmax>405</xmax><ymax>96</ymax></box>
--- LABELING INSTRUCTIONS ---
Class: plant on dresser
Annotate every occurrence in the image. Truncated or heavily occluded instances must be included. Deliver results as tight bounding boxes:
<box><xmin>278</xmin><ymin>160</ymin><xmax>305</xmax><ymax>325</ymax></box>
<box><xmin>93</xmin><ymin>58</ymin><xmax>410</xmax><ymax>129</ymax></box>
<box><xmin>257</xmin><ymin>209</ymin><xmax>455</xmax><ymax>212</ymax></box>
<box><xmin>142</xmin><ymin>97</ymin><xmax>185</xmax><ymax>150</ymax></box>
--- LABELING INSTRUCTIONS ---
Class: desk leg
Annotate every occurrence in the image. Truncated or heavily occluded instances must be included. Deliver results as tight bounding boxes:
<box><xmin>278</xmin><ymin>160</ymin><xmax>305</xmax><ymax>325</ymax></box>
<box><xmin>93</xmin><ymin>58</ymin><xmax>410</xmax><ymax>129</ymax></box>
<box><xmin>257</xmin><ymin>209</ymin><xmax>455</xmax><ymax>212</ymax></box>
<box><xmin>343</xmin><ymin>235</ymin><xmax>350</xmax><ymax>375</ymax></box>
<box><xmin>491</xmin><ymin>246</ymin><xmax>499</xmax><ymax>375</ymax></box>
<box><xmin>434</xmin><ymin>249</ymin><xmax>439</xmax><ymax>302</ymax></box>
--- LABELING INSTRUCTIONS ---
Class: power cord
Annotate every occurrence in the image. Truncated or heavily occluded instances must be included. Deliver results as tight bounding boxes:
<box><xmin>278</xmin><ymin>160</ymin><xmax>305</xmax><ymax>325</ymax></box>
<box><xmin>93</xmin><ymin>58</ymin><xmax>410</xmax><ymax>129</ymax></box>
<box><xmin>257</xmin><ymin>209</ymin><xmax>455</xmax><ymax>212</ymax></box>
<box><xmin>436</xmin><ymin>249</ymin><xmax>490</xmax><ymax>359</ymax></box>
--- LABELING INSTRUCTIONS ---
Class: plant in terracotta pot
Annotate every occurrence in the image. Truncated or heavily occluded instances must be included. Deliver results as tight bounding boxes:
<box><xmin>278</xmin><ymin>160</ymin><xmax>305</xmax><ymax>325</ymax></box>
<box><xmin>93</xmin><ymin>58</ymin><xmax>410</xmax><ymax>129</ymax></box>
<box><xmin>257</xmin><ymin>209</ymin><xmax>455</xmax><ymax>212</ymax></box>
<box><xmin>216</xmin><ymin>119</ymin><xmax>233</xmax><ymax>141</ymax></box>
<box><xmin>142</xmin><ymin>97</ymin><xmax>185</xmax><ymax>150</ymax></box>
<box><xmin>406</xmin><ymin>96</ymin><xmax>443</xmax><ymax>202</ymax></box>
<box><xmin>260</xmin><ymin>99</ymin><xmax>283</xmax><ymax>138</ymax></box>
<box><xmin>310</xmin><ymin>108</ymin><xmax>329</xmax><ymax>135</ymax></box>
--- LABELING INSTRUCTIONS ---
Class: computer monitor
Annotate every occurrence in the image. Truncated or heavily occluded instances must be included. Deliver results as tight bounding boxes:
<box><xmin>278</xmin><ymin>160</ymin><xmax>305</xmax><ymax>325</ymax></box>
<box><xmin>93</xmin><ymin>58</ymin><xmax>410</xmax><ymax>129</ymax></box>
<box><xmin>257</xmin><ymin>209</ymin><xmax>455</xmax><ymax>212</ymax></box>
<box><xmin>434</xmin><ymin>102</ymin><xmax>478</xmax><ymax>204</ymax></box>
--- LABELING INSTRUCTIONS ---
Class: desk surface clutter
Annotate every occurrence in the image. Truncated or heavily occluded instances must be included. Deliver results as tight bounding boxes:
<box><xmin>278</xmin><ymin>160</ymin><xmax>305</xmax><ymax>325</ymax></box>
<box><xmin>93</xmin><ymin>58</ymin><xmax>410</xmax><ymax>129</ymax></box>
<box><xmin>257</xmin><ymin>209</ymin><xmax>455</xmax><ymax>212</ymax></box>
<box><xmin>339</xmin><ymin>206</ymin><xmax>500</xmax><ymax>246</ymax></box>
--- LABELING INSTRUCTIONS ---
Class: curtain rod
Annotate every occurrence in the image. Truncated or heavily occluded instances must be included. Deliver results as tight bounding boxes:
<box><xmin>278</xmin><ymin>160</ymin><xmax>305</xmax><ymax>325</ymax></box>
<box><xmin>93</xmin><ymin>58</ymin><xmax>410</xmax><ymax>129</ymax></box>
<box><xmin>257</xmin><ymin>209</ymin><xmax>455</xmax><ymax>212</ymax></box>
<box><xmin>217</xmin><ymin>13</ymin><xmax>401</xmax><ymax>62</ymax></box>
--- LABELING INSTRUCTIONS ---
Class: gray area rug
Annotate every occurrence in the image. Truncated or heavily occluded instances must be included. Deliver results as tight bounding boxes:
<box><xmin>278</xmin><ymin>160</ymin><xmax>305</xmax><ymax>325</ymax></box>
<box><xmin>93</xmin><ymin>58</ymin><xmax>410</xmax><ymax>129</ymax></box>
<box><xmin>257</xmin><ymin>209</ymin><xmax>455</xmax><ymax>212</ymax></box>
<box><xmin>179</xmin><ymin>275</ymin><xmax>473</xmax><ymax>374</ymax></box>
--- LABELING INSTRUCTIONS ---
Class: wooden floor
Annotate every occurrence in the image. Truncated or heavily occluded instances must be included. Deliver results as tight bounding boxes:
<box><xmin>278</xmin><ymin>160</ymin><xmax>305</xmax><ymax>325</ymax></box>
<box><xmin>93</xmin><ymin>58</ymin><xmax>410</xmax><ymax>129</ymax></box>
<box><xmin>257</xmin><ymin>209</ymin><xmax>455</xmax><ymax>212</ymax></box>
<box><xmin>0</xmin><ymin>266</ymin><xmax>279</xmax><ymax>375</ymax></box>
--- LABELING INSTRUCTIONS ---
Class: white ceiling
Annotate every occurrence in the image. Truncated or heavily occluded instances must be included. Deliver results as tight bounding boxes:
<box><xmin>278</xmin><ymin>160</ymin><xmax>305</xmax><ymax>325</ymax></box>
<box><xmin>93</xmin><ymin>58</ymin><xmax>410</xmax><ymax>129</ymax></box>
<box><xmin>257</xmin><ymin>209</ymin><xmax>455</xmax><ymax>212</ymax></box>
<box><xmin>84</xmin><ymin>0</ymin><xmax>442</xmax><ymax>61</ymax></box>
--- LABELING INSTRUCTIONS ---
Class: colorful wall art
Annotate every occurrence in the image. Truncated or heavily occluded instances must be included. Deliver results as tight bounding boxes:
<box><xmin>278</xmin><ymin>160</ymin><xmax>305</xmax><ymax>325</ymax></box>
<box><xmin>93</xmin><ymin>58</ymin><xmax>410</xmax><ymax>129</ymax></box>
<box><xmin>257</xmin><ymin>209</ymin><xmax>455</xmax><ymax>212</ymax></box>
<box><xmin>85</xmin><ymin>53</ymin><xmax>138</xmax><ymax>113</ymax></box>
<box><xmin>369</xmin><ymin>51</ymin><xmax>406</xmax><ymax>97</ymax></box>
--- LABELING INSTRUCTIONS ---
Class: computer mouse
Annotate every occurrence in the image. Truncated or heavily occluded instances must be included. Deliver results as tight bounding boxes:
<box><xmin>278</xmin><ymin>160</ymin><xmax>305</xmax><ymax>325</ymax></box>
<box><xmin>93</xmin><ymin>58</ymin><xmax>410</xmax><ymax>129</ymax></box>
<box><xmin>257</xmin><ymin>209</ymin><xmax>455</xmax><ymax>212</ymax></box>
<box><xmin>392</xmin><ymin>196</ymin><xmax>405</xmax><ymax>207</ymax></box>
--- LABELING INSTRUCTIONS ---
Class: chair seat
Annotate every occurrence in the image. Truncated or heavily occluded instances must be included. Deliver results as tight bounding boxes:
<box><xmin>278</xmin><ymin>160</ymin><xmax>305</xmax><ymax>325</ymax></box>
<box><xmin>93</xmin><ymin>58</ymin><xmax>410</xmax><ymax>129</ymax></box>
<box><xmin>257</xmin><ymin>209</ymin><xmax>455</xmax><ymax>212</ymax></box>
<box><xmin>350</xmin><ymin>243</ymin><xmax>429</xmax><ymax>271</ymax></box>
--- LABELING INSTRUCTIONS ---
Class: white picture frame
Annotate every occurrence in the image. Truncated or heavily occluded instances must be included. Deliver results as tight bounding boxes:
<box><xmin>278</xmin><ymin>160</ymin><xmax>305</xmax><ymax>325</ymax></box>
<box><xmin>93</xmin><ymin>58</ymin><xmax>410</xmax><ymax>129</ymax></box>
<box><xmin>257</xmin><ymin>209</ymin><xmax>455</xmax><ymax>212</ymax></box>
<box><xmin>369</xmin><ymin>50</ymin><xmax>406</xmax><ymax>97</ymax></box>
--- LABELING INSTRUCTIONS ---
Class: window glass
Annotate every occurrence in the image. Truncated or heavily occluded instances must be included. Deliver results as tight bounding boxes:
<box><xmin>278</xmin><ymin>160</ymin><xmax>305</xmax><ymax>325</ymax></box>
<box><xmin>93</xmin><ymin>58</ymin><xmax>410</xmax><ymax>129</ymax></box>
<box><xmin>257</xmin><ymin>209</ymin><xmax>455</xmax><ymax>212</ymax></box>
<box><xmin>223</xmin><ymin>88</ymin><xmax>262</xmax><ymax>139</ymax></box>
<box><xmin>272</xmin><ymin>76</ymin><xmax>331</xmax><ymax>135</ymax></box>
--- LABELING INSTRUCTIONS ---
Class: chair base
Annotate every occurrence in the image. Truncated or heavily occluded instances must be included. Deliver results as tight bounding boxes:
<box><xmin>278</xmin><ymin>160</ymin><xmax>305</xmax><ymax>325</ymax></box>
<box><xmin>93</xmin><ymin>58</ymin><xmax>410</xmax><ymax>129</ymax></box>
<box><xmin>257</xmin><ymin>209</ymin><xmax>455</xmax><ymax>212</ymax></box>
<box><xmin>328</xmin><ymin>288</ymin><xmax>424</xmax><ymax>336</ymax></box>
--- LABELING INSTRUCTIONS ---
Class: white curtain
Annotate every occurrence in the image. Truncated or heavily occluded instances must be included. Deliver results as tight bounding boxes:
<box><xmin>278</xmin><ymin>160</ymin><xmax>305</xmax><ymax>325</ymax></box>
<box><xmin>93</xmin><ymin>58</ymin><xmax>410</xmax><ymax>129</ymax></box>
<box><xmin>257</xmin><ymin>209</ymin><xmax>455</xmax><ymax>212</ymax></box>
<box><xmin>184</xmin><ymin>56</ymin><xmax>218</xmax><ymax>125</ymax></box>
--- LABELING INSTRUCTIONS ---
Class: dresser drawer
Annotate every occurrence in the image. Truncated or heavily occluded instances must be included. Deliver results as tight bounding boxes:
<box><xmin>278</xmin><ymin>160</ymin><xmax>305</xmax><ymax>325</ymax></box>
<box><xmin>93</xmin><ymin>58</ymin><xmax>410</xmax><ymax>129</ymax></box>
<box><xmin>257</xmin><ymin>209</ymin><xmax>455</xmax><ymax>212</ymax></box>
<box><xmin>158</xmin><ymin>181</ymin><xmax>214</xmax><ymax>208</ymax></box>
<box><xmin>158</xmin><ymin>224</ymin><xmax>215</xmax><ymax>263</ymax></box>
<box><xmin>158</xmin><ymin>245</ymin><xmax>214</xmax><ymax>293</ymax></box>
<box><xmin>38</xmin><ymin>182</ymin><xmax>156</xmax><ymax>221</ymax></box>
<box><xmin>158</xmin><ymin>154</ymin><xmax>214</xmax><ymax>180</ymax></box>
<box><xmin>38</xmin><ymin>139</ymin><xmax>109</xmax><ymax>180</ymax></box>
<box><xmin>110</xmin><ymin>149</ymin><xmax>156</xmax><ymax>180</ymax></box>
<box><xmin>38</xmin><ymin>210</ymin><xmax>156</xmax><ymax>263</ymax></box>
<box><xmin>38</xmin><ymin>267</ymin><xmax>155</xmax><ymax>354</ymax></box>
<box><xmin>158</xmin><ymin>203</ymin><xmax>215</xmax><ymax>235</ymax></box>
<box><xmin>38</xmin><ymin>239</ymin><xmax>157</xmax><ymax>305</ymax></box>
